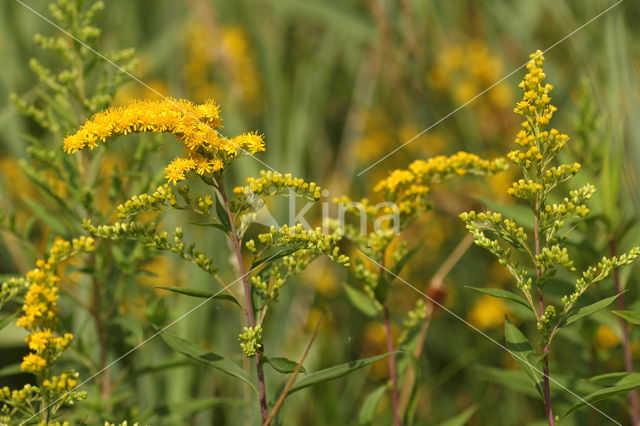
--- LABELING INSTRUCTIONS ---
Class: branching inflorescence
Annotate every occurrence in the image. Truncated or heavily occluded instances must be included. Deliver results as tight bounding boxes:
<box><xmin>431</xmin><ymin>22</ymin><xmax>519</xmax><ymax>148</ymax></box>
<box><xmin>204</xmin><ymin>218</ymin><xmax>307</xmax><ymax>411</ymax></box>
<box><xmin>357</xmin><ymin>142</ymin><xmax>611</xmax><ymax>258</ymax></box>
<box><xmin>460</xmin><ymin>50</ymin><xmax>640</xmax><ymax>425</ymax></box>
<box><xmin>1</xmin><ymin>237</ymin><xmax>95</xmax><ymax>423</ymax></box>
<box><xmin>63</xmin><ymin>97</ymin><xmax>350</xmax><ymax>423</ymax></box>
<box><xmin>338</xmin><ymin>151</ymin><xmax>506</xmax><ymax>425</ymax></box>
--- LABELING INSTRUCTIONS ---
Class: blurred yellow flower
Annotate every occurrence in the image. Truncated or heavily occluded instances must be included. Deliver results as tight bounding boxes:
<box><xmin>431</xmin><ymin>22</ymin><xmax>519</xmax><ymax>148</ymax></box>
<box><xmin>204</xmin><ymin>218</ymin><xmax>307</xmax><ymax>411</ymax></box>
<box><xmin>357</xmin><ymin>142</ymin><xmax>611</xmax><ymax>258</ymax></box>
<box><xmin>468</xmin><ymin>295</ymin><xmax>509</xmax><ymax>330</ymax></box>
<box><xmin>428</xmin><ymin>39</ymin><xmax>512</xmax><ymax>108</ymax></box>
<box><xmin>594</xmin><ymin>325</ymin><xmax>619</xmax><ymax>351</ymax></box>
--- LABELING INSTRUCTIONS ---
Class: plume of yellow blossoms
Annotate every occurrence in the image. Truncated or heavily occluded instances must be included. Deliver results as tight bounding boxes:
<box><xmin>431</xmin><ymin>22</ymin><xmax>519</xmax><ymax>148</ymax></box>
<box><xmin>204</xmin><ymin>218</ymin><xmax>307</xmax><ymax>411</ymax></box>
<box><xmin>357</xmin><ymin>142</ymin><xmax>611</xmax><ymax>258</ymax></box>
<box><xmin>375</xmin><ymin>151</ymin><xmax>507</xmax><ymax>214</ymax></box>
<box><xmin>17</xmin><ymin>237</ymin><xmax>95</xmax><ymax>375</ymax></box>
<box><xmin>507</xmin><ymin>50</ymin><xmax>576</xmax><ymax>200</ymax></box>
<box><xmin>63</xmin><ymin>98</ymin><xmax>265</xmax><ymax>184</ymax></box>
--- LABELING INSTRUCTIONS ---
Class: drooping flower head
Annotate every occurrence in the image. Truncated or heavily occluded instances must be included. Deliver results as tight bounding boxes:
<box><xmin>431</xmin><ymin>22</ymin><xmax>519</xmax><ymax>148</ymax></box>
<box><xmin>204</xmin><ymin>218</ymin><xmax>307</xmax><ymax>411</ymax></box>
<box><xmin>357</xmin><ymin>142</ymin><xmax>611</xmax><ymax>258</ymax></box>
<box><xmin>375</xmin><ymin>151</ymin><xmax>507</xmax><ymax>215</ymax></box>
<box><xmin>63</xmin><ymin>98</ymin><xmax>265</xmax><ymax>184</ymax></box>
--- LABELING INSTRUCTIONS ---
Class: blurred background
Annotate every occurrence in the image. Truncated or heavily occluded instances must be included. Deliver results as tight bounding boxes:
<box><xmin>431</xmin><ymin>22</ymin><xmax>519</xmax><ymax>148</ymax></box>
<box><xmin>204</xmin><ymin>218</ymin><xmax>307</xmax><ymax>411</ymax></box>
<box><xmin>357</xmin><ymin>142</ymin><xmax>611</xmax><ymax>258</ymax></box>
<box><xmin>1</xmin><ymin>0</ymin><xmax>640</xmax><ymax>424</ymax></box>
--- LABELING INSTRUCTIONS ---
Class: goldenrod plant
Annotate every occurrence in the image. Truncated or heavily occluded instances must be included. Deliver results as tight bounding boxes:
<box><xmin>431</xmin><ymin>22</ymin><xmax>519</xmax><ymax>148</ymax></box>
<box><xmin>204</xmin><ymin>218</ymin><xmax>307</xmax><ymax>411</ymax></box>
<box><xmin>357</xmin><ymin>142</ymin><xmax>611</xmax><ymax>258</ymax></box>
<box><xmin>65</xmin><ymin>97</ymin><xmax>383</xmax><ymax>424</ymax></box>
<box><xmin>2</xmin><ymin>0</ymin><xmax>179</xmax><ymax>420</ymax></box>
<box><xmin>337</xmin><ymin>152</ymin><xmax>506</xmax><ymax>425</ymax></box>
<box><xmin>460</xmin><ymin>51</ymin><xmax>640</xmax><ymax>425</ymax></box>
<box><xmin>3</xmin><ymin>0</ymin><xmax>640</xmax><ymax>424</ymax></box>
<box><xmin>1</xmin><ymin>237</ymin><xmax>94</xmax><ymax>424</ymax></box>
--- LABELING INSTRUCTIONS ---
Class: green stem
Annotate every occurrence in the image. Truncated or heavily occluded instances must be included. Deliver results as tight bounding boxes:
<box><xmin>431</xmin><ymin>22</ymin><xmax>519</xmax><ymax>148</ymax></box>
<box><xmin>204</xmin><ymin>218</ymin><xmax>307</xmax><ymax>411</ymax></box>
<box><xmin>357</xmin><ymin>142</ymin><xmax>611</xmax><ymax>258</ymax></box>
<box><xmin>383</xmin><ymin>305</ymin><xmax>401</xmax><ymax>426</ymax></box>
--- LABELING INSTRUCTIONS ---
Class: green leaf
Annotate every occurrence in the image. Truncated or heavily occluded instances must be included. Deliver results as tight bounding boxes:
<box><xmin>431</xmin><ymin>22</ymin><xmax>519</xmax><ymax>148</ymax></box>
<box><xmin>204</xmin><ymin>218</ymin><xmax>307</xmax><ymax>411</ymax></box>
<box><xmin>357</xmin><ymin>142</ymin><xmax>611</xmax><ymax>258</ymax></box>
<box><xmin>358</xmin><ymin>385</ymin><xmax>386</xmax><ymax>425</ymax></box>
<box><xmin>504</xmin><ymin>317</ymin><xmax>543</xmax><ymax>399</ymax></box>
<box><xmin>475</xmin><ymin>366</ymin><xmax>540</xmax><ymax>398</ymax></box>
<box><xmin>565</xmin><ymin>373</ymin><xmax>640</xmax><ymax>416</ymax></box>
<box><xmin>190</xmin><ymin>222</ymin><xmax>229</xmax><ymax>234</ymax></box>
<box><xmin>155</xmin><ymin>286</ymin><xmax>240</xmax><ymax>306</ymax></box>
<box><xmin>160</xmin><ymin>331</ymin><xmax>257</xmax><ymax>395</ymax></box>
<box><xmin>612</xmin><ymin>310</ymin><xmax>640</xmax><ymax>325</ymax></box>
<box><xmin>0</xmin><ymin>363</ymin><xmax>21</xmax><ymax>378</ymax></box>
<box><xmin>467</xmin><ymin>286</ymin><xmax>533</xmax><ymax>311</ymax></box>
<box><xmin>153</xmin><ymin>397</ymin><xmax>243</xmax><ymax>416</ymax></box>
<box><xmin>0</xmin><ymin>312</ymin><xmax>18</xmax><ymax>331</ymax></box>
<box><xmin>215</xmin><ymin>198</ymin><xmax>231</xmax><ymax>234</ymax></box>
<box><xmin>587</xmin><ymin>372</ymin><xmax>629</xmax><ymax>386</ymax></box>
<box><xmin>109</xmin><ymin>315</ymin><xmax>144</xmax><ymax>344</ymax></box>
<box><xmin>344</xmin><ymin>284</ymin><xmax>380</xmax><ymax>317</ymax></box>
<box><xmin>391</xmin><ymin>243</ymin><xmax>423</xmax><ymax>276</ymax></box>
<box><xmin>265</xmin><ymin>356</ymin><xmax>306</xmax><ymax>374</ymax></box>
<box><xmin>23</xmin><ymin>197</ymin><xmax>69</xmax><ymax>236</ymax></box>
<box><xmin>288</xmin><ymin>352</ymin><xmax>396</xmax><ymax>395</ymax></box>
<box><xmin>564</xmin><ymin>293</ymin><xmax>623</xmax><ymax>326</ymax></box>
<box><xmin>474</xmin><ymin>197</ymin><xmax>534</xmax><ymax>229</ymax></box>
<box><xmin>441</xmin><ymin>405</ymin><xmax>478</xmax><ymax>426</ymax></box>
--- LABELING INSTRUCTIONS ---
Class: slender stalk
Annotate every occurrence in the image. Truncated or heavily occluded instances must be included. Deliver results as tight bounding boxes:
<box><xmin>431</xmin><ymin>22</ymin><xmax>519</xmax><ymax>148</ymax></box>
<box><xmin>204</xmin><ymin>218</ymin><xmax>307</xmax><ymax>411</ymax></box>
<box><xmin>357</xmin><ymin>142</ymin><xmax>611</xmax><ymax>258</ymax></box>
<box><xmin>264</xmin><ymin>316</ymin><xmax>322</xmax><ymax>425</ymax></box>
<box><xmin>217</xmin><ymin>177</ymin><xmax>269</xmax><ymax>422</ymax></box>
<box><xmin>534</xmin><ymin>203</ymin><xmax>554</xmax><ymax>426</ymax></box>
<box><xmin>91</xmin><ymin>270</ymin><xmax>111</xmax><ymax>402</ymax></box>
<box><xmin>610</xmin><ymin>240</ymin><xmax>639</xmax><ymax>425</ymax></box>
<box><xmin>397</xmin><ymin>235</ymin><xmax>473</xmax><ymax>416</ymax></box>
<box><xmin>383</xmin><ymin>306</ymin><xmax>401</xmax><ymax>426</ymax></box>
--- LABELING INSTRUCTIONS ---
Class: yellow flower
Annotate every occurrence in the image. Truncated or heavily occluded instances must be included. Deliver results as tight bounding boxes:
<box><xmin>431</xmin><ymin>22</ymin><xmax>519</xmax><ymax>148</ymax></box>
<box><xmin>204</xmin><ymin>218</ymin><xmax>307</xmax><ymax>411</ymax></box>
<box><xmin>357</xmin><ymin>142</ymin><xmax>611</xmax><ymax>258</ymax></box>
<box><xmin>65</xmin><ymin>99</ymin><xmax>266</xmax><ymax>184</ymax></box>
<box><xmin>26</xmin><ymin>330</ymin><xmax>53</xmax><ymax>352</ymax></box>
<box><xmin>594</xmin><ymin>325</ymin><xmax>619</xmax><ymax>351</ymax></box>
<box><xmin>468</xmin><ymin>295</ymin><xmax>509</xmax><ymax>330</ymax></box>
<box><xmin>374</xmin><ymin>152</ymin><xmax>507</xmax><ymax>215</ymax></box>
<box><xmin>21</xmin><ymin>353</ymin><xmax>47</xmax><ymax>373</ymax></box>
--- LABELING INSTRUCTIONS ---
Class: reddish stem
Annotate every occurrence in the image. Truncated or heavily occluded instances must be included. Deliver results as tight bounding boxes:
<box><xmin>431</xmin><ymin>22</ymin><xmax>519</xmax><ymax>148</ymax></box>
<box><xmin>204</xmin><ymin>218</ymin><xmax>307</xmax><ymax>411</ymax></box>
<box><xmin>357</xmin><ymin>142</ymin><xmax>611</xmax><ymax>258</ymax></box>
<box><xmin>218</xmin><ymin>179</ymin><xmax>269</xmax><ymax>422</ymax></box>
<box><xmin>535</xmin><ymin>203</ymin><xmax>554</xmax><ymax>426</ymax></box>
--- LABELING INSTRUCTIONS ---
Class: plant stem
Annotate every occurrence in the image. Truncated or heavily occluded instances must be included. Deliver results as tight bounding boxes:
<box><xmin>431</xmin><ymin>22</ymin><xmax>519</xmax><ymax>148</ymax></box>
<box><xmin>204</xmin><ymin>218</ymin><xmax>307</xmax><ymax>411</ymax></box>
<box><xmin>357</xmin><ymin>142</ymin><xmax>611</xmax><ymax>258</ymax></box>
<box><xmin>542</xmin><ymin>343</ymin><xmax>554</xmax><ymax>426</ymax></box>
<box><xmin>91</xmin><ymin>270</ymin><xmax>111</xmax><ymax>402</ymax></box>
<box><xmin>217</xmin><ymin>178</ymin><xmax>269</xmax><ymax>422</ymax></box>
<box><xmin>383</xmin><ymin>306</ymin><xmax>401</xmax><ymax>426</ymax></box>
<box><xmin>534</xmin><ymin>202</ymin><xmax>554</xmax><ymax>426</ymax></box>
<box><xmin>397</xmin><ymin>235</ymin><xmax>473</xmax><ymax>416</ymax></box>
<box><xmin>610</xmin><ymin>239</ymin><xmax>639</xmax><ymax>425</ymax></box>
<box><xmin>264</xmin><ymin>316</ymin><xmax>322</xmax><ymax>425</ymax></box>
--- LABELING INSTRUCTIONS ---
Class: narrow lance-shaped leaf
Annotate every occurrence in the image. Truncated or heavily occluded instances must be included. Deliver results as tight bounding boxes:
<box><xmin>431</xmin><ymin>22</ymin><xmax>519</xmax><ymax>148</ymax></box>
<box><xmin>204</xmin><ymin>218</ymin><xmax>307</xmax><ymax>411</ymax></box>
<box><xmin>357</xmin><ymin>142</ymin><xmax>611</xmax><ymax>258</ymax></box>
<box><xmin>190</xmin><ymin>222</ymin><xmax>229</xmax><ymax>234</ymax></box>
<box><xmin>612</xmin><ymin>310</ymin><xmax>640</xmax><ymax>325</ymax></box>
<box><xmin>344</xmin><ymin>284</ymin><xmax>379</xmax><ymax>317</ymax></box>
<box><xmin>265</xmin><ymin>356</ymin><xmax>306</xmax><ymax>374</ymax></box>
<box><xmin>563</xmin><ymin>293</ymin><xmax>623</xmax><ymax>326</ymax></box>
<box><xmin>467</xmin><ymin>286</ymin><xmax>533</xmax><ymax>312</ymax></box>
<box><xmin>504</xmin><ymin>317</ymin><xmax>543</xmax><ymax>399</ymax></box>
<box><xmin>441</xmin><ymin>405</ymin><xmax>478</xmax><ymax>426</ymax></box>
<box><xmin>155</xmin><ymin>286</ymin><xmax>240</xmax><ymax>306</ymax></box>
<box><xmin>160</xmin><ymin>331</ymin><xmax>258</xmax><ymax>395</ymax></box>
<box><xmin>358</xmin><ymin>385</ymin><xmax>387</xmax><ymax>425</ymax></box>
<box><xmin>214</xmin><ymin>196</ymin><xmax>231</xmax><ymax>234</ymax></box>
<box><xmin>565</xmin><ymin>373</ymin><xmax>640</xmax><ymax>416</ymax></box>
<box><xmin>0</xmin><ymin>312</ymin><xmax>18</xmax><ymax>331</ymax></box>
<box><xmin>288</xmin><ymin>352</ymin><xmax>396</xmax><ymax>395</ymax></box>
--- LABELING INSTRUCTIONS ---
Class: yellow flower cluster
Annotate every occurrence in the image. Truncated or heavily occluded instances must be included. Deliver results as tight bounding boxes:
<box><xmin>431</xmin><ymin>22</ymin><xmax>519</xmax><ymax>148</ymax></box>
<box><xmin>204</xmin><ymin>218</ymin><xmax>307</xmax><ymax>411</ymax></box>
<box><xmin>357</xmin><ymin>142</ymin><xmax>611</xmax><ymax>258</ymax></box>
<box><xmin>429</xmin><ymin>40</ymin><xmax>511</xmax><ymax>107</ymax></box>
<box><xmin>253</xmin><ymin>224</ymin><xmax>349</xmax><ymax>265</ymax></box>
<box><xmin>510</xmin><ymin>51</ymin><xmax>571</xmax><ymax>176</ymax></box>
<box><xmin>233</xmin><ymin>171</ymin><xmax>321</xmax><ymax>211</ymax></box>
<box><xmin>17</xmin><ymin>237</ymin><xmax>95</xmax><ymax>374</ymax></box>
<box><xmin>507</xmin><ymin>178</ymin><xmax>543</xmax><ymax>199</ymax></box>
<box><xmin>63</xmin><ymin>99</ymin><xmax>265</xmax><ymax>184</ymax></box>
<box><xmin>514</xmin><ymin>50</ymin><xmax>557</xmax><ymax>125</ymax></box>
<box><xmin>375</xmin><ymin>152</ymin><xmax>507</xmax><ymax>214</ymax></box>
<box><xmin>42</xmin><ymin>372</ymin><xmax>79</xmax><ymax>392</ymax></box>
